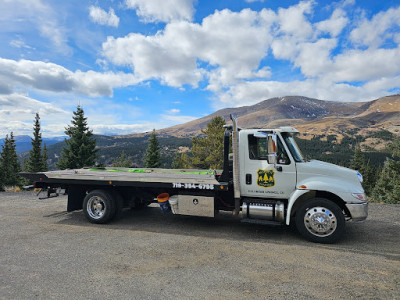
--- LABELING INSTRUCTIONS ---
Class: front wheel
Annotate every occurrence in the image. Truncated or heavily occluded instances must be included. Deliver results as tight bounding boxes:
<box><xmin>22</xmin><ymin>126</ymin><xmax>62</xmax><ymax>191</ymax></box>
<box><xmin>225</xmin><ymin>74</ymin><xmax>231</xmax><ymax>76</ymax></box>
<box><xmin>83</xmin><ymin>190</ymin><xmax>116</xmax><ymax>224</ymax></box>
<box><xmin>295</xmin><ymin>198</ymin><xmax>345</xmax><ymax>244</ymax></box>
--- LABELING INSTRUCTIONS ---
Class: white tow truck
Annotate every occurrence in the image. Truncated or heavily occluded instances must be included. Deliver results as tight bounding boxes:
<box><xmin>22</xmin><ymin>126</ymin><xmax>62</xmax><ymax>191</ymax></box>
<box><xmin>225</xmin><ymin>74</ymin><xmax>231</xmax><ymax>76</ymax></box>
<box><xmin>22</xmin><ymin>115</ymin><xmax>368</xmax><ymax>243</ymax></box>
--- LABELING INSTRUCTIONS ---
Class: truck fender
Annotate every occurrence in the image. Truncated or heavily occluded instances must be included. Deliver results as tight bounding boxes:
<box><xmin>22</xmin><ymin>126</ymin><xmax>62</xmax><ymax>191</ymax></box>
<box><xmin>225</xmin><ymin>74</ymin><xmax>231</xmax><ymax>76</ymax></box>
<box><xmin>297</xmin><ymin>176</ymin><xmax>363</xmax><ymax>195</ymax></box>
<box><xmin>286</xmin><ymin>189</ymin><xmax>311</xmax><ymax>225</ymax></box>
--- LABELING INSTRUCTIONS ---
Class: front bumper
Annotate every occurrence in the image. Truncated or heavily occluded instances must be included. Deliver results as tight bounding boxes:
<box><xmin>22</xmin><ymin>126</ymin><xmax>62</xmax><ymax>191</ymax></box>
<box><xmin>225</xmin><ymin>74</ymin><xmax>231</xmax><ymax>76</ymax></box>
<box><xmin>346</xmin><ymin>202</ymin><xmax>368</xmax><ymax>221</ymax></box>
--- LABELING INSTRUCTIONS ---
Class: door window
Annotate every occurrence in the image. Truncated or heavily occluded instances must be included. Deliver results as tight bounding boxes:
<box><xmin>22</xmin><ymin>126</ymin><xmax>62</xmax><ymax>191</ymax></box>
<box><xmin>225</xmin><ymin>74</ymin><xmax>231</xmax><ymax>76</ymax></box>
<box><xmin>248</xmin><ymin>134</ymin><xmax>290</xmax><ymax>165</ymax></box>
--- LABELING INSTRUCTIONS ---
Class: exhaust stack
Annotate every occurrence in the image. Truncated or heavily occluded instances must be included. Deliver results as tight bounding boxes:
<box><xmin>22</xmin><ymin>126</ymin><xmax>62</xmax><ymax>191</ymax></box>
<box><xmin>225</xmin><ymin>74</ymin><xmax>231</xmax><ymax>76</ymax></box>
<box><xmin>230</xmin><ymin>114</ymin><xmax>241</xmax><ymax>215</ymax></box>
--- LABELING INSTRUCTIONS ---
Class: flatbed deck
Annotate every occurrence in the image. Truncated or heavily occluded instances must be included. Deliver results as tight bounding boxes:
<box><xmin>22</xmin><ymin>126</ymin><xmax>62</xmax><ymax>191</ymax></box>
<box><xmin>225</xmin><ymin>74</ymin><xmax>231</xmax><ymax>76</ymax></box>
<box><xmin>22</xmin><ymin>167</ymin><xmax>229</xmax><ymax>191</ymax></box>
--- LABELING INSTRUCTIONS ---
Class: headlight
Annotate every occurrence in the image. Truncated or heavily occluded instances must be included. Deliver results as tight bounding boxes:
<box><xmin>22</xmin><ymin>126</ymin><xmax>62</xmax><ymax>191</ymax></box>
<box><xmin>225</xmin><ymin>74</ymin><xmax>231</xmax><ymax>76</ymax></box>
<box><xmin>357</xmin><ymin>172</ymin><xmax>363</xmax><ymax>183</ymax></box>
<box><xmin>352</xmin><ymin>193</ymin><xmax>367</xmax><ymax>201</ymax></box>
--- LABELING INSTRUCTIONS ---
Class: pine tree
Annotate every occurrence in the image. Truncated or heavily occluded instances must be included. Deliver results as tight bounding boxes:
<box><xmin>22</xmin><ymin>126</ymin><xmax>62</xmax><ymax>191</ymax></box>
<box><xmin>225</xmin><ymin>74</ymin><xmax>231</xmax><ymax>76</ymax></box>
<box><xmin>27</xmin><ymin>113</ymin><xmax>46</xmax><ymax>172</ymax></box>
<box><xmin>113</xmin><ymin>150</ymin><xmax>132</xmax><ymax>168</ymax></box>
<box><xmin>42</xmin><ymin>143</ymin><xmax>48</xmax><ymax>171</ymax></box>
<box><xmin>172</xmin><ymin>152</ymin><xmax>184</xmax><ymax>169</ymax></box>
<box><xmin>190</xmin><ymin>116</ymin><xmax>226</xmax><ymax>169</ymax></box>
<box><xmin>57</xmin><ymin>105</ymin><xmax>97</xmax><ymax>169</ymax></box>
<box><xmin>349</xmin><ymin>144</ymin><xmax>378</xmax><ymax>195</ymax></box>
<box><xmin>350</xmin><ymin>144</ymin><xmax>365</xmax><ymax>171</ymax></box>
<box><xmin>371</xmin><ymin>137</ymin><xmax>400</xmax><ymax>203</ymax></box>
<box><xmin>0</xmin><ymin>133</ymin><xmax>22</xmax><ymax>188</ymax></box>
<box><xmin>372</xmin><ymin>159</ymin><xmax>400</xmax><ymax>204</ymax></box>
<box><xmin>144</xmin><ymin>129</ymin><xmax>161</xmax><ymax>168</ymax></box>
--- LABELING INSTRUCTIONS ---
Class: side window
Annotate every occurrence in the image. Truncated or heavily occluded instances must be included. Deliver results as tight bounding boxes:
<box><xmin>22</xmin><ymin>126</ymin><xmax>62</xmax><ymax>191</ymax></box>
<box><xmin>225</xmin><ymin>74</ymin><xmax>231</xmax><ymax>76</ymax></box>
<box><xmin>248</xmin><ymin>134</ymin><xmax>268</xmax><ymax>160</ymax></box>
<box><xmin>248</xmin><ymin>134</ymin><xmax>291</xmax><ymax>165</ymax></box>
<box><xmin>277</xmin><ymin>137</ymin><xmax>291</xmax><ymax>165</ymax></box>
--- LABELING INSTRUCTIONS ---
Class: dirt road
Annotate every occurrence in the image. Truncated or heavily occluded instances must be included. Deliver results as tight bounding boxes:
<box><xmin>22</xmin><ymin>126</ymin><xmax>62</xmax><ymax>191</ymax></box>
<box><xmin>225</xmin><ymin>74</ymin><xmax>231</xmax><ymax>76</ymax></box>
<box><xmin>0</xmin><ymin>192</ymin><xmax>399</xmax><ymax>299</ymax></box>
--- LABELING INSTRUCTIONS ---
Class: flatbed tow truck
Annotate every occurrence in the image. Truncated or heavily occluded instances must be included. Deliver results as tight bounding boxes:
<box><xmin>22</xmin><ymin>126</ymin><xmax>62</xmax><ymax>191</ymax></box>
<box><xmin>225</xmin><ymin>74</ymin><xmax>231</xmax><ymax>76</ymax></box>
<box><xmin>21</xmin><ymin>115</ymin><xmax>368</xmax><ymax>243</ymax></box>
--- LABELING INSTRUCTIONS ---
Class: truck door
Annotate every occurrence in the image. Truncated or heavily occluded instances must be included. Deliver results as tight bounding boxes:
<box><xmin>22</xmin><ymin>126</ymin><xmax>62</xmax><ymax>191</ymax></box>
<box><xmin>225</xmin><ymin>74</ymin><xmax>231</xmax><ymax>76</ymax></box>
<box><xmin>240</xmin><ymin>131</ymin><xmax>297</xmax><ymax>199</ymax></box>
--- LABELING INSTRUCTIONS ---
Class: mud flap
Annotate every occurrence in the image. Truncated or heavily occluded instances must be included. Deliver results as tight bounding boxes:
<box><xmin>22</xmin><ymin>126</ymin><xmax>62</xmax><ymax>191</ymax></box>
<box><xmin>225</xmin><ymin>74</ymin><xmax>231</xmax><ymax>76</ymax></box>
<box><xmin>67</xmin><ymin>186</ymin><xmax>86</xmax><ymax>212</ymax></box>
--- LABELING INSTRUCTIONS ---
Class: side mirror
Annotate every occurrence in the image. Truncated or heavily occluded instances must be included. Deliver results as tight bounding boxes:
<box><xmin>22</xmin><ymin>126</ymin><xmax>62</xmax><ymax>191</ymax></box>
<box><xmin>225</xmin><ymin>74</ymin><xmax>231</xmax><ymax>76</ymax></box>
<box><xmin>254</xmin><ymin>131</ymin><xmax>278</xmax><ymax>165</ymax></box>
<box><xmin>267</xmin><ymin>134</ymin><xmax>277</xmax><ymax>165</ymax></box>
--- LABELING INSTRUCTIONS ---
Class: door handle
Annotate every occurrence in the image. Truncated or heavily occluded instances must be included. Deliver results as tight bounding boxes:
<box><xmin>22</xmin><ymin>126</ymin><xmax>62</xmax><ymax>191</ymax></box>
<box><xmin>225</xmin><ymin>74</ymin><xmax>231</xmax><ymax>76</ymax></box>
<box><xmin>276</xmin><ymin>166</ymin><xmax>283</xmax><ymax>172</ymax></box>
<box><xmin>246</xmin><ymin>174</ymin><xmax>252</xmax><ymax>185</ymax></box>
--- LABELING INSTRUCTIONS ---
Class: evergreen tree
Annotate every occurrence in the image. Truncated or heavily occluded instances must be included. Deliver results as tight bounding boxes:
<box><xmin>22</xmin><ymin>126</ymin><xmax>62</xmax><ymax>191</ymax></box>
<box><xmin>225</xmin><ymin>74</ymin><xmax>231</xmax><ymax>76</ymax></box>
<box><xmin>57</xmin><ymin>105</ymin><xmax>97</xmax><ymax>169</ymax></box>
<box><xmin>190</xmin><ymin>116</ymin><xmax>225</xmax><ymax>169</ymax></box>
<box><xmin>144</xmin><ymin>130</ymin><xmax>161</xmax><ymax>168</ymax></box>
<box><xmin>0</xmin><ymin>133</ymin><xmax>22</xmax><ymax>188</ymax></box>
<box><xmin>42</xmin><ymin>143</ymin><xmax>48</xmax><ymax>171</ymax></box>
<box><xmin>372</xmin><ymin>159</ymin><xmax>400</xmax><ymax>204</ymax></box>
<box><xmin>172</xmin><ymin>152</ymin><xmax>184</xmax><ymax>169</ymax></box>
<box><xmin>27</xmin><ymin>113</ymin><xmax>46</xmax><ymax>172</ymax></box>
<box><xmin>362</xmin><ymin>159</ymin><xmax>376</xmax><ymax>195</ymax></box>
<box><xmin>350</xmin><ymin>144</ymin><xmax>378</xmax><ymax>196</ymax></box>
<box><xmin>113</xmin><ymin>150</ymin><xmax>132</xmax><ymax>168</ymax></box>
<box><xmin>350</xmin><ymin>144</ymin><xmax>365</xmax><ymax>171</ymax></box>
<box><xmin>372</xmin><ymin>137</ymin><xmax>400</xmax><ymax>203</ymax></box>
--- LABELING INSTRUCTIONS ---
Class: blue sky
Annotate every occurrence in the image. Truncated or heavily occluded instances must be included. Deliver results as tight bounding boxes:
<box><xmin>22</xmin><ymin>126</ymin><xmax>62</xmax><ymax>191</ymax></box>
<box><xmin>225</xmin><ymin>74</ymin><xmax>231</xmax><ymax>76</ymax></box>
<box><xmin>0</xmin><ymin>0</ymin><xmax>399</xmax><ymax>137</ymax></box>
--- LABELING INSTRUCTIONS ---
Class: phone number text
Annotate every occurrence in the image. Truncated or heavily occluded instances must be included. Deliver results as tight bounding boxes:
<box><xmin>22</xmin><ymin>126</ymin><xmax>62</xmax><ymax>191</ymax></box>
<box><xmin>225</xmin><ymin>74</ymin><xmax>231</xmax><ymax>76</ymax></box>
<box><xmin>172</xmin><ymin>183</ymin><xmax>214</xmax><ymax>190</ymax></box>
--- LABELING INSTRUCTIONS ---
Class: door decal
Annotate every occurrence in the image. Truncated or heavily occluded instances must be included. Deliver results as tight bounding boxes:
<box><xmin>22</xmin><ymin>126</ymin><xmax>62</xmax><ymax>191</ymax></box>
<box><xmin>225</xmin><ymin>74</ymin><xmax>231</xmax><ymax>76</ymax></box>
<box><xmin>257</xmin><ymin>169</ymin><xmax>275</xmax><ymax>188</ymax></box>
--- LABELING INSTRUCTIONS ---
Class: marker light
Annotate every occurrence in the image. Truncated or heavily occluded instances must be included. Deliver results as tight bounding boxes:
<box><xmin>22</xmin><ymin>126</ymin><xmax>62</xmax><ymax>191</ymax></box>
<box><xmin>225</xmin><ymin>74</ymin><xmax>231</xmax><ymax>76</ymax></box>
<box><xmin>352</xmin><ymin>193</ymin><xmax>367</xmax><ymax>201</ymax></box>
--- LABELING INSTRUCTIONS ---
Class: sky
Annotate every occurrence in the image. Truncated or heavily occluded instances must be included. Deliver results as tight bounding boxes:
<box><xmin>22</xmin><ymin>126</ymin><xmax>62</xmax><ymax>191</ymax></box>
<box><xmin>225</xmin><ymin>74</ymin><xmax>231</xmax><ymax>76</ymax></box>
<box><xmin>0</xmin><ymin>0</ymin><xmax>399</xmax><ymax>137</ymax></box>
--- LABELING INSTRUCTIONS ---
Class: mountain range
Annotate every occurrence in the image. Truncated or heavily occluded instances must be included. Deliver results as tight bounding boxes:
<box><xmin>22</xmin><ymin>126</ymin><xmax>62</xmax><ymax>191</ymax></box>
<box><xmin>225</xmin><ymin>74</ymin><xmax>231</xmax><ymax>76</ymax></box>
<box><xmin>151</xmin><ymin>94</ymin><xmax>400</xmax><ymax>140</ymax></box>
<box><xmin>0</xmin><ymin>136</ymin><xmax>65</xmax><ymax>154</ymax></box>
<box><xmin>9</xmin><ymin>94</ymin><xmax>400</xmax><ymax>168</ymax></box>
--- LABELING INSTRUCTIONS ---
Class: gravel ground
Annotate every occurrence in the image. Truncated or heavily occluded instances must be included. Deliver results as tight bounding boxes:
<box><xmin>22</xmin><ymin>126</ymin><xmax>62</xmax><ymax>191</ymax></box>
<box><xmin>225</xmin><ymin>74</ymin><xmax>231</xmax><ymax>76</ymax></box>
<box><xmin>0</xmin><ymin>191</ymin><xmax>399</xmax><ymax>300</ymax></box>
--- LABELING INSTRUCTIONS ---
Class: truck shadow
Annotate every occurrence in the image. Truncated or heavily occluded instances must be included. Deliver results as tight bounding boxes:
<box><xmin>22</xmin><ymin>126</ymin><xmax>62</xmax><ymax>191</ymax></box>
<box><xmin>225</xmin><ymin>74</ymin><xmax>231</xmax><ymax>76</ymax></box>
<box><xmin>56</xmin><ymin>205</ymin><xmax>400</xmax><ymax>257</ymax></box>
<box><xmin>57</xmin><ymin>205</ymin><xmax>304</xmax><ymax>245</ymax></box>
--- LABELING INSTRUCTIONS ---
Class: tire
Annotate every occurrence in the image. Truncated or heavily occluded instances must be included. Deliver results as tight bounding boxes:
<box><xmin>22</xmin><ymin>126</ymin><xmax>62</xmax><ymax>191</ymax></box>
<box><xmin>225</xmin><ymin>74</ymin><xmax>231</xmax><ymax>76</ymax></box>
<box><xmin>83</xmin><ymin>190</ymin><xmax>116</xmax><ymax>224</ymax></box>
<box><xmin>295</xmin><ymin>198</ymin><xmax>345</xmax><ymax>244</ymax></box>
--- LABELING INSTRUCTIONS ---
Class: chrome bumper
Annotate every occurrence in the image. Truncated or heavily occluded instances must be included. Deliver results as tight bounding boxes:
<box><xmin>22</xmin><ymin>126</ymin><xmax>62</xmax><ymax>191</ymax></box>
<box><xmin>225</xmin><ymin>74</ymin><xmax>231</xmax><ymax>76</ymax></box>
<box><xmin>346</xmin><ymin>202</ymin><xmax>368</xmax><ymax>221</ymax></box>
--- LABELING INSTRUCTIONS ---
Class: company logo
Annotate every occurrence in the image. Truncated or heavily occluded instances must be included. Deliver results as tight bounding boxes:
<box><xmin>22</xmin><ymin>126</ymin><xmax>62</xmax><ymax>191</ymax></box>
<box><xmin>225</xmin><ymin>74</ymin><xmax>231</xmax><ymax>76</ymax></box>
<box><xmin>257</xmin><ymin>169</ymin><xmax>275</xmax><ymax>188</ymax></box>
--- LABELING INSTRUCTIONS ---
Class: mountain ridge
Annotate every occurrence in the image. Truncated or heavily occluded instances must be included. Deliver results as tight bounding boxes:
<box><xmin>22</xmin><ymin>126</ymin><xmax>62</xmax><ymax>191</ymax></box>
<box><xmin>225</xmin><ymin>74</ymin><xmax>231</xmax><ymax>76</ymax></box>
<box><xmin>125</xmin><ymin>94</ymin><xmax>400</xmax><ymax>138</ymax></box>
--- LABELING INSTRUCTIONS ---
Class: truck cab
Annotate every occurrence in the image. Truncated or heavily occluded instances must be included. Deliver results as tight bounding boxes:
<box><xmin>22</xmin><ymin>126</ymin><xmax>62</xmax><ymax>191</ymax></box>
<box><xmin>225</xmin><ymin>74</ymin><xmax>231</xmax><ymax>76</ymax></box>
<box><xmin>228</xmin><ymin>117</ymin><xmax>368</xmax><ymax>243</ymax></box>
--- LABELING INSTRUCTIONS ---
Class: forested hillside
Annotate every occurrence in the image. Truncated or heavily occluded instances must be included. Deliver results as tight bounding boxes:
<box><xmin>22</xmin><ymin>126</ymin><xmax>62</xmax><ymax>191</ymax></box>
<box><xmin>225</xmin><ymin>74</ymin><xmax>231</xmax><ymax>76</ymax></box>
<box><xmin>25</xmin><ymin>129</ymin><xmax>394</xmax><ymax>171</ymax></box>
<box><xmin>25</xmin><ymin>134</ymin><xmax>192</xmax><ymax>170</ymax></box>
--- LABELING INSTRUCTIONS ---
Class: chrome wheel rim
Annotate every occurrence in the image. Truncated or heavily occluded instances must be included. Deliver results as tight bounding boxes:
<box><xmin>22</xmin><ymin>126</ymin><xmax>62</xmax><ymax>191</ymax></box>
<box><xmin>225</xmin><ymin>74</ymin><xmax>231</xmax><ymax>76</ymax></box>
<box><xmin>87</xmin><ymin>196</ymin><xmax>106</xmax><ymax>220</ymax></box>
<box><xmin>304</xmin><ymin>206</ymin><xmax>337</xmax><ymax>237</ymax></box>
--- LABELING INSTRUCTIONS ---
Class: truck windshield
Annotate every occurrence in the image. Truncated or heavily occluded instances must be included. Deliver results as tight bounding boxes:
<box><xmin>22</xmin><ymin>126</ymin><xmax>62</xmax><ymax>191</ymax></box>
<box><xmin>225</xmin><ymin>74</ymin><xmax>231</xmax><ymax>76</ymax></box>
<box><xmin>281</xmin><ymin>133</ymin><xmax>304</xmax><ymax>162</ymax></box>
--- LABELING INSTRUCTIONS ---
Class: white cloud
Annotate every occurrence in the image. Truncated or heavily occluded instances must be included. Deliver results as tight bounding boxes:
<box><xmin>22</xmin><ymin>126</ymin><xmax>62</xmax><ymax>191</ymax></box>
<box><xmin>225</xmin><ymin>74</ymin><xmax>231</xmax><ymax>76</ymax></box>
<box><xmin>315</xmin><ymin>8</ymin><xmax>348</xmax><ymax>37</ymax></box>
<box><xmin>294</xmin><ymin>38</ymin><xmax>338</xmax><ymax>77</ymax></box>
<box><xmin>329</xmin><ymin>47</ymin><xmax>400</xmax><ymax>82</ymax></box>
<box><xmin>276</xmin><ymin>1</ymin><xmax>314</xmax><ymax>38</ymax></box>
<box><xmin>168</xmin><ymin>109</ymin><xmax>180</xmax><ymax>114</ymax></box>
<box><xmin>9</xmin><ymin>39</ymin><xmax>35</xmax><ymax>50</ymax></box>
<box><xmin>89</xmin><ymin>6</ymin><xmax>120</xmax><ymax>27</ymax></box>
<box><xmin>125</xmin><ymin>0</ymin><xmax>195</xmax><ymax>23</ymax></box>
<box><xmin>350</xmin><ymin>6</ymin><xmax>400</xmax><ymax>48</ymax></box>
<box><xmin>0</xmin><ymin>0</ymin><xmax>71</xmax><ymax>55</ymax></box>
<box><xmin>0</xmin><ymin>58</ymin><xmax>140</xmax><ymax>97</ymax></box>
<box><xmin>0</xmin><ymin>93</ymin><xmax>61</xmax><ymax>112</ymax></box>
<box><xmin>102</xmin><ymin>30</ymin><xmax>203</xmax><ymax>87</ymax></box>
<box><xmin>101</xmin><ymin>2</ymin><xmax>400</xmax><ymax>107</ymax></box>
<box><xmin>0</xmin><ymin>93</ymin><xmax>69</xmax><ymax>136</ymax></box>
<box><xmin>91</xmin><ymin>123</ymin><xmax>155</xmax><ymax>135</ymax></box>
<box><xmin>102</xmin><ymin>8</ymin><xmax>275</xmax><ymax>90</ymax></box>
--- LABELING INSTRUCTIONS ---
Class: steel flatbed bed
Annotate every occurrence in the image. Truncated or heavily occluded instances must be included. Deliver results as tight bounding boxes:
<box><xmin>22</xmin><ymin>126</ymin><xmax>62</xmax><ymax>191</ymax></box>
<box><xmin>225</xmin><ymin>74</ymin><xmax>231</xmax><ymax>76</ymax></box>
<box><xmin>21</xmin><ymin>167</ymin><xmax>229</xmax><ymax>191</ymax></box>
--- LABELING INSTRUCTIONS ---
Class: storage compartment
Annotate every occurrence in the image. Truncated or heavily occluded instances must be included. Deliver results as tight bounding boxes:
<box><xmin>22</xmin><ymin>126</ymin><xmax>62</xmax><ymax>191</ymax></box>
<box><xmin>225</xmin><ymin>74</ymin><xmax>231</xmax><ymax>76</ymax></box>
<box><xmin>176</xmin><ymin>195</ymin><xmax>214</xmax><ymax>217</ymax></box>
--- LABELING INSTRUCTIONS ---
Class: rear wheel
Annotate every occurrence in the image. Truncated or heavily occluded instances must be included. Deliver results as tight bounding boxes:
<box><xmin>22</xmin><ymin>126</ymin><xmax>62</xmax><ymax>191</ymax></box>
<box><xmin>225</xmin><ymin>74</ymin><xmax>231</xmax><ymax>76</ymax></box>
<box><xmin>83</xmin><ymin>190</ymin><xmax>116</xmax><ymax>224</ymax></box>
<box><xmin>295</xmin><ymin>198</ymin><xmax>345</xmax><ymax>243</ymax></box>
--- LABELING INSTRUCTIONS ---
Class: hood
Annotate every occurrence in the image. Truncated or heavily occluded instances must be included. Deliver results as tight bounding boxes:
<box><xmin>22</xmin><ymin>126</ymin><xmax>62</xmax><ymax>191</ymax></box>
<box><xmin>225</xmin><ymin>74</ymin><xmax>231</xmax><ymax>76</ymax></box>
<box><xmin>296</xmin><ymin>160</ymin><xmax>361</xmax><ymax>185</ymax></box>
